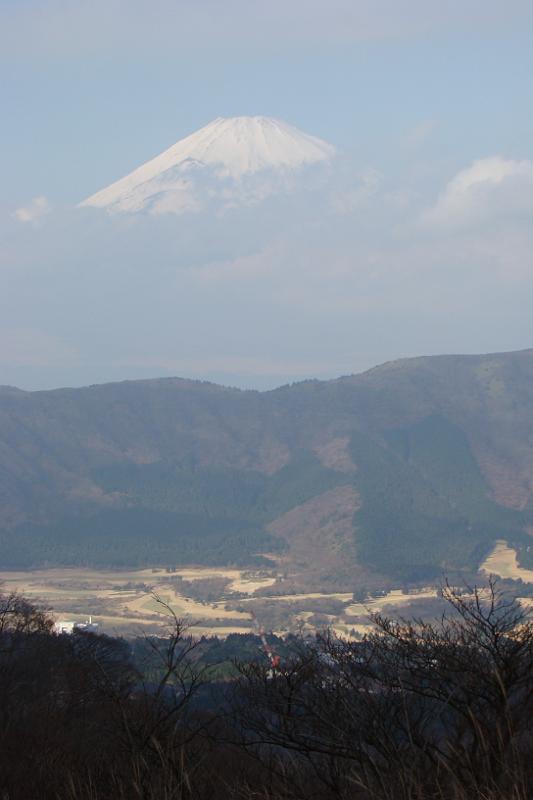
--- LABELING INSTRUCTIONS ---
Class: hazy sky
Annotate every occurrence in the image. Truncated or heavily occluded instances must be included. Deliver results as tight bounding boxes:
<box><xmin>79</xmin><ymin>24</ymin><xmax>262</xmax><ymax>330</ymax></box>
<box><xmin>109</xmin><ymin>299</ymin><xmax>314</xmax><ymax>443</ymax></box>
<box><xmin>1</xmin><ymin>1</ymin><xmax>533</xmax><ymax>390</ymax></box>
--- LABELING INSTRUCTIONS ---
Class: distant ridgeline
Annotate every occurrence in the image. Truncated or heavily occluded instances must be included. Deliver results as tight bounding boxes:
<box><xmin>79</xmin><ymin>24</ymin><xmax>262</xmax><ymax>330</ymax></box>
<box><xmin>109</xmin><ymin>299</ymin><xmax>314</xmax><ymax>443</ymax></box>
<box><xmin>0</xmin><ymin>349</ymin><xmax>532</xmax><ymax>583</ymax></box>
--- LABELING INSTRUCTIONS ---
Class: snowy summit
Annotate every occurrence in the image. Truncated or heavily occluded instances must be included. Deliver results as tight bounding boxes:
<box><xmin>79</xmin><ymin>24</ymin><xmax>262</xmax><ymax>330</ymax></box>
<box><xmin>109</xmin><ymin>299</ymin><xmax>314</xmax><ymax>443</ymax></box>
<box><xmin>79</xmin><ymin>116</ymin><xmax>335</xmax><ymax>215</ymax></box>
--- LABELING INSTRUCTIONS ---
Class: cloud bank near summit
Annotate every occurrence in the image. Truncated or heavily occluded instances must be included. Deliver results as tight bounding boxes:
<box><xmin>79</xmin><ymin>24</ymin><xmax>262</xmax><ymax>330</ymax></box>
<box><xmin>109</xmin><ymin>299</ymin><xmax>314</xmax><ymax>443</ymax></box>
<box><xmin>4</xmin><ymin>135</ymin><xmax>533</xmax><ymax>391</ymax></box>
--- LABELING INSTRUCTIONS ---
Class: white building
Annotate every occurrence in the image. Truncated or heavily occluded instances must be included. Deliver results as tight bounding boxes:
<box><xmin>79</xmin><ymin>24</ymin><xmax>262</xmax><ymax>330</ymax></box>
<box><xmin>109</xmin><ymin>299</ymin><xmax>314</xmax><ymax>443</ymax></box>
<box><xmin>53</xmin><ymin>617</ymin><xmax>99</xmax><ymax>635</ymax></box>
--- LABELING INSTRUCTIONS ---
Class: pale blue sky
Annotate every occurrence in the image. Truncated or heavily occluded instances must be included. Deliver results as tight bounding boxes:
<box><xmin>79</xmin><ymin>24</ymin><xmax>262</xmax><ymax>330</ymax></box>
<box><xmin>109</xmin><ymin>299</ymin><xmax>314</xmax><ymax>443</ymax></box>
<box><xmin>1</xmin><ymin>1</ymin><xmax>533</xmax><ymax>389</ymax></box>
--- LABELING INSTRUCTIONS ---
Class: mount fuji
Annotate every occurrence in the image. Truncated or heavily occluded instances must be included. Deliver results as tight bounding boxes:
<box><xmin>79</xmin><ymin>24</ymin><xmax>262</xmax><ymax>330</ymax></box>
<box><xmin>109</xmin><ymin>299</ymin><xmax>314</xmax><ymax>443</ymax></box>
<box><xmin>79</xmin><ymin>116</ymin><xmax>335</xmax><ymax>215</ymax></box>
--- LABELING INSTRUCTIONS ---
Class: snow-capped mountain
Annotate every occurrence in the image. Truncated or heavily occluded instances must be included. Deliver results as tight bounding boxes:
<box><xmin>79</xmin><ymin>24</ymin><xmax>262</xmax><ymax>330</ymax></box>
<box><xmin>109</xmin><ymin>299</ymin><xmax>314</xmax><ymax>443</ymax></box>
<box><xmin>79</xmin><ymin>116</ymin><xmax>335</xmax><ymax>215</ymax></box>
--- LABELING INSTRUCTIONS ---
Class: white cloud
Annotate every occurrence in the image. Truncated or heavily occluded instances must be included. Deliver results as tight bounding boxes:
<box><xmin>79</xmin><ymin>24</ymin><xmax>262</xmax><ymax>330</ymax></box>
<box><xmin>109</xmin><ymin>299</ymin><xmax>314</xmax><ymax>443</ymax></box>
<box><xmin>422</xmin><ymin>157</ymin><xmax>533</xmax><ymax>230</ymax></box>
<box><xmin>13</xmin><ymin>196</ymin><xmax>51</xmax><ymax>224</ymax></box>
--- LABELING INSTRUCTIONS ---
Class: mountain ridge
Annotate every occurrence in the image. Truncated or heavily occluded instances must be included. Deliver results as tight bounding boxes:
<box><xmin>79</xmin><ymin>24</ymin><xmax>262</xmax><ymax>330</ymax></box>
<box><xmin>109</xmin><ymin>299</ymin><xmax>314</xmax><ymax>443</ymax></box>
<box><xmin>9</xmin><ymin>346</ymin><xmax>533</xmax><ymax>396</ymax></box>
<box><xmin>1</xmin><ymin>348</ymin><xmax>532</xmax><ymax>585</ymax></box>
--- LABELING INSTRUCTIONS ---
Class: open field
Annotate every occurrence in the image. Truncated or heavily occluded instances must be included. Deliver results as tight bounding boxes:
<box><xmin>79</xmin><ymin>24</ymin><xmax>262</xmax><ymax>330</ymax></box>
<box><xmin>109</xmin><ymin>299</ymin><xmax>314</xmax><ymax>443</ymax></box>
<box><xmin>481</xmin><ymin>540</ymin><xmax>533</xmax><ymax>583</ymax></box>
<box><xmin>238</xmin><ymin>591</ymin><xmax>353</xmax><ymax>603</ymax></box>
<box><xmin>0</xmin><ymin>566</ymin><xmax>269</xmax><ymax>636</ymax></box>
<box><xmin>0</xmin><ymin>566</ymin><xmax>457</xmax><ymax>638</ymax></box>
<box><xmin>345</xmin><ymin>589</ymin><xmax>437</xmax><ymax>617</ymax></box>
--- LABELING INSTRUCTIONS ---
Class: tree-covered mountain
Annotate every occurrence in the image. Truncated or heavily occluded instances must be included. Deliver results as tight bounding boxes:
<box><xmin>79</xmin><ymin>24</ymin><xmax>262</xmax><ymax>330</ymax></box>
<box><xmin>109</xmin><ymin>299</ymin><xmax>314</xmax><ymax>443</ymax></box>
<box><xmin>1</xmin><ymin>349</ymin><xmax>532</xmax><ymax>584</ymax></box>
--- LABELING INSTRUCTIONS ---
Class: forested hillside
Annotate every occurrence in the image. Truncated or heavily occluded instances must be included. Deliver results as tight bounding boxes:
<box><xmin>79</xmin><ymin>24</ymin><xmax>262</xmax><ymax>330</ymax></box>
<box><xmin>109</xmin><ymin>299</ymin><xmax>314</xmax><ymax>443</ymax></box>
<box><xmin>1</xmin><ymin>349</ymin><xmax>532</xmax><ymax>583</ymax></box>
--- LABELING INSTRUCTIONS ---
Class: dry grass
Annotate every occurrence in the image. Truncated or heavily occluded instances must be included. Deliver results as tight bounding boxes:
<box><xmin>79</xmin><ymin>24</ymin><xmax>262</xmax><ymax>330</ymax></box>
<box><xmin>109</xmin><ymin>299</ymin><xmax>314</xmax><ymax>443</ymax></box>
<box><xmin>0</xmin><ymin>567</ymin><xmax>256</xmax><ymax>636</ymax></box>
<box><xmin>0</xmin><ymin>566</ymin><xmax>449</xmax><ymax>638</ymax></box>
<box><xmin>345</xmin><ymin>588</ymin><xmax>437</xmax><ymax>617</ymax></box>
<box><xmin>481</xmin><ymin>540</ymin><xmax>533</xmax><ymax>583</ymax></box>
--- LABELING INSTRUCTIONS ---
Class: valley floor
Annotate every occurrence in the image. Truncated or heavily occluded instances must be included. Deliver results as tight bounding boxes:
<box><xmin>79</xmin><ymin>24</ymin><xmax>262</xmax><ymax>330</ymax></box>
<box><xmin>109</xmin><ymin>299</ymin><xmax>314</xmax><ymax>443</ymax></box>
<box><xmin>0</xmin><ymin>564</ymin><xmax>433</xmax><ymax>637</ymax></box>
<box><xmin>1</xmin><ymin>540</ymin><xmax>530</xmax><ymax>638</ymax></box>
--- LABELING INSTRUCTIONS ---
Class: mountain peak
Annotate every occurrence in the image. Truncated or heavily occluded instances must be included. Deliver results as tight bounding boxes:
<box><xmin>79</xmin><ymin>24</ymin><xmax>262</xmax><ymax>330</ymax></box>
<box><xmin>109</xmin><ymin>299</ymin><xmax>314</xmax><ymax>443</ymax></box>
<box><xmin>181</xmin><ymin>115</ymin><xmax>335</xmax><ymax>176</ymax></box>
<box><xmin>79</xmin><ymin>116</ymin><xmax>334</xmax><ymax>215</ymax></box>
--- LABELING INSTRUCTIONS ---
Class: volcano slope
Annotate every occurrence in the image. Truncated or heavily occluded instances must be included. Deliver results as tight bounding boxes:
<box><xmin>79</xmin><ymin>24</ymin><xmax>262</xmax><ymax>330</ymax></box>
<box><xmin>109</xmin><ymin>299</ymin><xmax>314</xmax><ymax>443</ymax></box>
<box><xmin>0</xmin><ymin>349</ymin><xmax>532</xmax><ymax>587</ymax></box>
<box><xmin>79</xmin><ymin>115</ymin><xmax>334</xmax><ymax>215</ymax></box>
